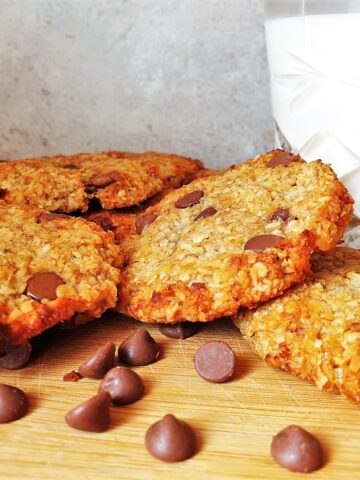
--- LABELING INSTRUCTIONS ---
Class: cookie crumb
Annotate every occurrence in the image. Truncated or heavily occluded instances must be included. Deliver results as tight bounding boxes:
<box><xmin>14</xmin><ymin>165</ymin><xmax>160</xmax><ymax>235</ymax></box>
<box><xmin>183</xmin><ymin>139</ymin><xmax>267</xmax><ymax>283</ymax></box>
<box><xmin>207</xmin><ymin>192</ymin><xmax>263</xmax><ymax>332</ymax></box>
<box><xmin>63</xmin><ymin>370</ymin><xmax>83</xmax><ymax>382</ymax></box>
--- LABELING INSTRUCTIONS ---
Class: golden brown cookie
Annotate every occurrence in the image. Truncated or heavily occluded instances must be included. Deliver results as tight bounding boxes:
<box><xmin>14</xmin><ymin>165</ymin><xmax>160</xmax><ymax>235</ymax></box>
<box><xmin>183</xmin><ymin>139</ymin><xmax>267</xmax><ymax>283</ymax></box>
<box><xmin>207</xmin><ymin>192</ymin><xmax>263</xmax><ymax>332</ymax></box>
<box><xmin>0</xmin><ymin>151</ymin><xmax>203</xmax><ymax>213</ymax></box>
<box><xmin>0</xmin><ymin>205</ymin><xmax>122</xmax><ymax>345</ymax></box>
<box><xmin>117</xmin><ymin>150</ymin><xmax>353</xmax><ymax>324</ymax></box>
<box><xmin>234</xmin><ymin>248</ymin><xmax>360</xmax><ymax>404</ymax></box>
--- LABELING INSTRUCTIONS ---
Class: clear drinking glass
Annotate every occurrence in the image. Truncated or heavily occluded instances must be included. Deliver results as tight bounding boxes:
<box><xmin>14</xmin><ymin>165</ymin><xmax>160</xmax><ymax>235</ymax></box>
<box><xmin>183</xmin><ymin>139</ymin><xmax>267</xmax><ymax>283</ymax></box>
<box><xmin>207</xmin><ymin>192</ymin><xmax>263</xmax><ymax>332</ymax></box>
<box><xmin>264</xmin><ymin>0</ymin><xmax>360</xmax><ymax>218</ymax></box>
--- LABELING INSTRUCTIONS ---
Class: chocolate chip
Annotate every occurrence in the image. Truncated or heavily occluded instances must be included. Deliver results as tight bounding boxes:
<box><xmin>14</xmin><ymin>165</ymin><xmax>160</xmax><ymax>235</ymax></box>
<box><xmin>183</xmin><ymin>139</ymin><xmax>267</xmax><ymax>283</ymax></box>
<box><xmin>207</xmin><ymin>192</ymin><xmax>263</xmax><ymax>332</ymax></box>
<box><xmin>136</xmin><ymin>214</ymin><xmax>158</xmax><ymax>235</ymax></box>
<box><xmin>194</xmin><ymin>341</ymin><xmax>236</xmax><ymax>383</ymax></box>
<box><xmin>158</xmin><ymin>322</ymin><xmax>199</xmax><ymax>340</ymax></box>
<box><xmin>88</xmin><ymin>171</ymin><xmax>120</xmax><ymax>188</ymax></box>
<box><xmin>145</xmin><ymin>414</ymin><xmax>197</xmax><ymax>462</ymax></box>
<box><xmin>0</xmin><ymin>343</ymin><xmax>32</xmax><ymax>370</ymax></box>
<box><xmin>118</xmin><ymin>329</ymin><xmax>160</xmax><ymax>366</ymax></box>
<box><xmin>25</xmin><ymin>272</ymin><xmax>65</xmax><ymax>301</ymax></box>
<box><xmin>89</xmin><ymin>215</ymin><xmax>115</xmax><ymax>232</ymax></box>
<box><xmin>271</xmin><ymin>425</ymin><xmax>324</xmax><ymax>473</ymax></box>
<box><xmin>37</xmin><ymin>212</ymin><xmax>69</xmax><ymax>223</ymax></box>
<box><xmin>0</xmin><ymin>384</ymin><xmax>28</xmax><ymax>423</ymax></box>
<box><xmin>175</xmin><ymin>190</ymin><xmax>204</xmax><ymax>209</ymax></box>
<box><xmin>85</xmin><ymin>185</ymin><xmax>98</xmax><ymax>194</ymax></box>
<box><xmin>99</xmin><ymin>366</ymin><xmax>144</xmax><ymax>405</ymax></box>
<box><xmin>63</xmin><ymin>370</ymin><xmax>82</xmax><ymax>382</ymax></box>
<box><xmin>62</xmin><ymin>164</ymin><xmax>79</xmax><ymax>169</ymax></box>
<box><xmin>65</xmin><ymin>391</ymin><xmax>111</xmax><ymax>433</ymax></box>
<box><xmin>0</xmin><ymin>188</ymin><xmax>6</xmax><ymax>198</ymax></box>
<box><xmin>181</xmin><ymin>177</ymin><xmax>192</xmax><ymax>186</ymax></box>
<box><xmin>195</xmin><ymin>206</ymin><xmax>217</xmax><ymax>221</ymax></box>
<box><xmin>78</xmin><ymin>342</ymin><xmax>115</xmax><ymax>379</ymax></box>
<box><xmin>269</xmin><ymin>208</ymin><xmax>291</xmax><ymax>223</ymax></box>
<box><xmin>244</xmin><ymin>234</ymin><xmax>284</xmax><ymax>253</ymax></box>
<box><xmin>267</xmin><ymin>151</ymin><xmax>300</xmax><ymax>168</ymax></box>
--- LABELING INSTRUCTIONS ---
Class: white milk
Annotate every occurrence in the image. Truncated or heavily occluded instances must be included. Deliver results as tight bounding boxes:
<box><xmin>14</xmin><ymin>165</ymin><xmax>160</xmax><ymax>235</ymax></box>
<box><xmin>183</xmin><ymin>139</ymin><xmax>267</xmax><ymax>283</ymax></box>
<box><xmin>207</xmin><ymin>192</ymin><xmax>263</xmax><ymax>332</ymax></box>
<box><xmin>265</xmin><ymin>13</ymin><xmax>360</xmax><ymax>217</ymax></box>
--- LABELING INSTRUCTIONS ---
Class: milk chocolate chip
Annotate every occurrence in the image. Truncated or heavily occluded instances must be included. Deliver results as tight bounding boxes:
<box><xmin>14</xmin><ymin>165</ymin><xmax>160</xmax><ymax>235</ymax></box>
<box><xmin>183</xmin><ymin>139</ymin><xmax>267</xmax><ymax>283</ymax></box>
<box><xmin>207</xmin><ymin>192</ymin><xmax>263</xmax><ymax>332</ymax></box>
<box><xmin>89</xmin><ymin>171</ymin><xmax>120</xmax><ymax>188</ymax></box>
<box><xmin>89</xmin><ymin>215</ymin><xmax>115</xmax><ymax>232</ymax></box>
<box><xmin>62</xmin><ymin>164</ymin><xmax>79</xmax><ymax>169</ymax></box>
<box><xmin>175</xmin><ymin>190</ymin><xmax>204</xmax><ymax>209</ymax></box>
<box><xmin>0</xmin><ymin>188</ymin><xmax>7</xmax><ymax>198</ymax></box>
<box><xmin>158</xmin><ymin>322</ymin><xmax>199</xmax><ymax>340</ymax></box>
<box><xmin>145</xmin><ymin>414</ymin><xmax>197</xmax><ymax>462</ymax></box>
<box><xmin>271</xmin><ymin>425</ymin><xmax>324</xmax><ymax>473</ymax></box>
<box><xmin>194</xmin><ymin>341</ymin><xmax>236</xmax><ymax>383</ymax></box>
<box><xmin>136</xmin><ymin>214</ymin><xmax>158</xmax><ymax>235</ymax></box>
<box><xmin>244</xmin><ymin>234</ymin><xmax>284</xmax><ymax>253</ymax></box>
<box><xmin>195</xmin><ymin>206</ymin><xmax>217</xmax><ymax>221</ymax></box>
<box><xmin>78</xmin><ymin>342</ymin><xmax>115</xmax><ymax>379</ymax></box>
<box><xmin>65</xmin><ymin>391</ymin><xmax>111</xmax><ymax>433</ymax></box>
<box><xmin>0</xmin><ymin>343</ymin><xmax>32</xmax><ymax>370</ymax></box>
<box><xmin>269</xmin><ymin>208</ymin><xmax>291</xmax><ymax>223</ymax></box>
<box><xmin>118</xmin><ymin>329</ymin><xmax>160</xmax><ymax>366</ymax></box>
<box><xmin>0</xmin><ymin>384</ymin><xmax>28</xmax><ymax>423</ymax></box>
<box><xmin>25</xmin><ymin>272</ymin><xmax>65</xmax><ymax>301</ymax></box>
<box><xmin>99</xmin><ymin>366</ymin><xmax>144</xmax><ymax>405</ymax></box>
<box><xmin>268</xmin><ymin>152</ymin><xmax>300</xmax><ymax>168</ymax></box>
<box><xmin>37</xmin><ymin>212</ymin><xmax>69</xmax><ymax>223</ymax></box>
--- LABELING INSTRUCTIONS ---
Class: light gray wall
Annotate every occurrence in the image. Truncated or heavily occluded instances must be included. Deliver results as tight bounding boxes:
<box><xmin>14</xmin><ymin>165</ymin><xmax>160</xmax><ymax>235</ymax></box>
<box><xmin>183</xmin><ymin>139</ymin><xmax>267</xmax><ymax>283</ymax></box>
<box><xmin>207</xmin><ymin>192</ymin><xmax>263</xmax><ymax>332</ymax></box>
<box><xmin>0</xmin><ymin>0</ymin><xmax>273</xmax><ymax>168</ymax></box>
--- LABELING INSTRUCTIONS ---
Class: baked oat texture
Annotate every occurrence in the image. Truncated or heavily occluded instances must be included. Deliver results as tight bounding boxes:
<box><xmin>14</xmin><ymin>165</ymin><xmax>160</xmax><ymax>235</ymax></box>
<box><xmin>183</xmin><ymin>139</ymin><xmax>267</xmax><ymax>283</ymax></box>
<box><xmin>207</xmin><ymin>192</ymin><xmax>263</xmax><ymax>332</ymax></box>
<box><xmin>0</xmin><ymin>205</ymin><xmax>122</xmax><ymax>345</ymax></box>
<box><xmin>234</xmin><ymin>248</ymin><xmax>360</xmax><ymax>404</ymax></box>
<box><xmin>118</xmin><ymin>150</ymin><xmax>353</xmax><ymax>324</ymax></box>
<box><xmin>0</xmin><ymin>151</ymin><xmax>203</xmax><ymax>212</ymax></box>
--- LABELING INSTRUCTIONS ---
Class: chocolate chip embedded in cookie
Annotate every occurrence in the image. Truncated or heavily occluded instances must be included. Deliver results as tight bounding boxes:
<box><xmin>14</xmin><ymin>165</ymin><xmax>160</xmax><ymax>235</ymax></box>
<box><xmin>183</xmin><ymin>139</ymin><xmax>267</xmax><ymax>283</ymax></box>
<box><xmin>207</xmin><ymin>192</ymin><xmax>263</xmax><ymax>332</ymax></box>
<box><xmin>84</xmin><ymin>210</ymin><xmax>137</xmax><ymax>242</ymax></box>
<box><xmin>244</xmin><ymin>234</ymin><xmax>284</xmax><ymax>253</ymax></box>
<box><xmin>25</xmin><ymin>272</ymin><xmax>65</xmax><ymax>301</ymax></box>
<box><xmin>0</xmin><ymin>204</ymin><xmax>121</xmax><ymax>346</ymax></box>
<box><xmin>0</xmin><ymin>151</ymin><xmax>203</xmax><ymax>212</ymax></box>
<box><xmin>175</xmin><ymin>190</ymin><xmax>204</xmax><ymax>208</ymax></box>
<box><xmin>269</xmin><ymin>208</ymin><xmax>292</xmax><ymax>223</ymax></box>
<box><xmin>267</xmin><ymin>150</ymin><xmax>301</xmax><ymax>168</ymax></box>
<box><xmin>118</xmin><ymin>150</ymin><xmax>353</xmax><ymax>324</ymax></box>
<box><xmin>195</xmin><ymin>206</ymin><xmax>217</xmax><ymax>221</ymax></box>
<box><xmin>37</xmin><ymin>212</ymin><xmax>70</xmax><ymax>223</ymax></box>
<box><xmin>234</xmin><ymin>247</ymin><xmax>360</xmax><ymax>404</ymax></box>
<box><xmin>136</xmin><ymin>214</ymin><xmax>158</xmax><ymax>235</ymax></box>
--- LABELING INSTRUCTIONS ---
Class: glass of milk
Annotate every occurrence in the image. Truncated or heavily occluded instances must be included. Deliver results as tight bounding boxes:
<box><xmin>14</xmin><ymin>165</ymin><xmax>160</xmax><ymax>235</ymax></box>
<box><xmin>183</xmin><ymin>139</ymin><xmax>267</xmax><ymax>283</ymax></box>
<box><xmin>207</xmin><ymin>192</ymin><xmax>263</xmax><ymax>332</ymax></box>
<box><xmin>264</xmin><ymin>0</ymin><xmax>360</xmax><ymax>217</ymax></box>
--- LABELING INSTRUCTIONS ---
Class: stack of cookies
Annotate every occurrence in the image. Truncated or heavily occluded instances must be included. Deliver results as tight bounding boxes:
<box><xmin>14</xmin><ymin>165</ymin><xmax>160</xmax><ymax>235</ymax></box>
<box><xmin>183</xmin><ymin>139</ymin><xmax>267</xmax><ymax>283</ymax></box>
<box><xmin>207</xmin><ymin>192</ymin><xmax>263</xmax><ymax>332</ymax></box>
<box><xmin>0</xmin><ymin>149</ymin><xmax>358</xmax><ymax>403</ymax></box>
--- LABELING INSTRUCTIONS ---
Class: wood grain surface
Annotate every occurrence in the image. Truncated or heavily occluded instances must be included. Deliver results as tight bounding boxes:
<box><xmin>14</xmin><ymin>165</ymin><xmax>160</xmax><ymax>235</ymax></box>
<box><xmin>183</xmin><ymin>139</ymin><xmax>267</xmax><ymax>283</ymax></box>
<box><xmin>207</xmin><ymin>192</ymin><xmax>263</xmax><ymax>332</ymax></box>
<box><xmin>0</xmin><ymin>313</ymin><xmax>359</xmax><ymax>480</ymax></box>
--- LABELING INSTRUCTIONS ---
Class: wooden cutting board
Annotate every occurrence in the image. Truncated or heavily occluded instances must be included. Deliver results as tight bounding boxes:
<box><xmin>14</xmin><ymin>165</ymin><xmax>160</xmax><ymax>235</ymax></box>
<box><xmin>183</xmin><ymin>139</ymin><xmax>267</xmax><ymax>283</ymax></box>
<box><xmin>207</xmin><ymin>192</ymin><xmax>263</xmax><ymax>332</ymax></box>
<box><xmin>0</xmin><ymin>313</ymin><xmax>359</xmax><ymax>480</ymax></box>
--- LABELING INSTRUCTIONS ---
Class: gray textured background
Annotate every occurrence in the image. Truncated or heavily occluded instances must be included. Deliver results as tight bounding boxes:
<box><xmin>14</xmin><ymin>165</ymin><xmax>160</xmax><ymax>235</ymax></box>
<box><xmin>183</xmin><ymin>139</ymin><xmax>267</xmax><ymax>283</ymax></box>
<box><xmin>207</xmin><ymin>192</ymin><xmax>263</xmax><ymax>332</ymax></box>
<box><xmin>0</xmin><ymin>0</ymin><xmax>273</xmax><ymax>168</ymax></box>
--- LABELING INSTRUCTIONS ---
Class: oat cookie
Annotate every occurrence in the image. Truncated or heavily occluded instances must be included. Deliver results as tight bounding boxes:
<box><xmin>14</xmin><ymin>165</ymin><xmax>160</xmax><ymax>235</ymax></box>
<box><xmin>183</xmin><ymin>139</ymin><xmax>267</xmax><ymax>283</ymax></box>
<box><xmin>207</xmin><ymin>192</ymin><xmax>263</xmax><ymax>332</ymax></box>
<box><xmin>234</xmin><ymin>248</ymin><xmax>360</xmax><ymax>404</ymax></box>
<box><xmin>0</xmin><ymin>205</ymin><xmax>122</xmax><ymax>345</ymax></box>
<box><xmin>118</xmin><ymin>150</ymin><xmax>352</xmax><ymax>323</ymax></box>
<box><xmin>0</xmin><ymin>151</ymin><xmax>203</xmax><ymax>213</ymax></box>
